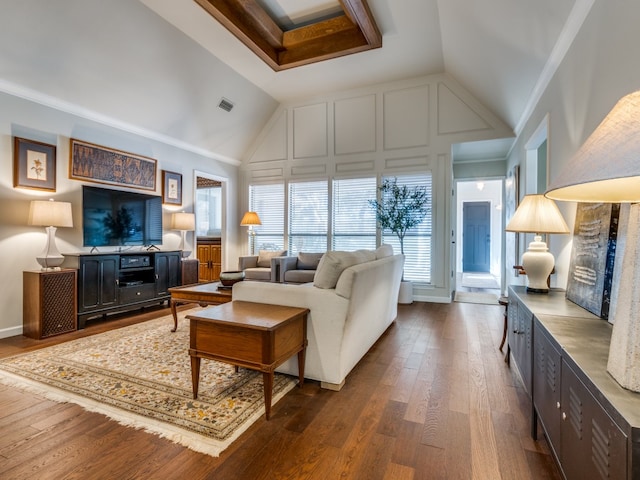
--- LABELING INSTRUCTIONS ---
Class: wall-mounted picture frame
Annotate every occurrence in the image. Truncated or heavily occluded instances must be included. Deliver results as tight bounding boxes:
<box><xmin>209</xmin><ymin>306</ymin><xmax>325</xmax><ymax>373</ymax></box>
<box><xmin>13</xmin><ymin>137</ymin><xmax>56</xmax><ymax>191</ymax></box>
<box><xmin>69</xmin><ymin>138</ymin><xmax>157</xmax><ymax>191</ymax></box>
<box><xmin>162</xmin><ymin>170</ymin><xmax>182</xmax><ymax>205</ymax></box>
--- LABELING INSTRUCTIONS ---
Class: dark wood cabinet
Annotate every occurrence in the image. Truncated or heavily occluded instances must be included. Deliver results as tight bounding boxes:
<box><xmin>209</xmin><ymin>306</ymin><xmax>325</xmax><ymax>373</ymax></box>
<box><xmin>23</xmin><ymin>269</ymin><xmax>77</xmax><ymax>339</ymax></box>
<box><xmin>155</xmin><ymin>252</ymin><xmax>181</xmax><ymax>296</ymax></box>
<box><xmin>76</xmin><ymin>255</ymin><xmax>118</xmax><ymax>313</ymax></box>
<box><xmin>63</xmin><ymin>251</ymin><xmax>182</xmax><ymax>328</ymax></box>
<box><xmin>509</xmin><ymin>286</ymin><xmax>640</xmax><ymax>480</ymax></box>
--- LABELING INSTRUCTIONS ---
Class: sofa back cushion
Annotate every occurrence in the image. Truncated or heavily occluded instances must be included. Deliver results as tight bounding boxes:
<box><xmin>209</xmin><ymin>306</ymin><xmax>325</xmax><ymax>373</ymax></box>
<box><xmin>375</xmin><ymin>244</ymin><xmax>394</xmax><ymax>259</ymax></box>
<box><xmin>257</xmin><ymin>249</ymin><xmax>287</xmax><ymax>268</ymax></box>
<box><xmin>313</xmin><ymin>250</ymin><xmax>375</xmax><ymax>289</ymax></box>
<box><xmin>297</xmin><ymin>252</ymin><xmax>324</xmax><ymax>270</ymax></box>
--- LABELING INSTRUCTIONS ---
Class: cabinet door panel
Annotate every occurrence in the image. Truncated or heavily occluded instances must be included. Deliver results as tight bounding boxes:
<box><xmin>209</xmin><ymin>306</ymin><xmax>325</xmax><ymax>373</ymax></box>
<box><xmin>561</xmin><ymin>360</ymin><xmax>627</xmax><ymax>480</ymax></box>
<box><xmin>533</xmin><ymin>320</ymin><xmax>562</xmax><ymax>456</ymax></box>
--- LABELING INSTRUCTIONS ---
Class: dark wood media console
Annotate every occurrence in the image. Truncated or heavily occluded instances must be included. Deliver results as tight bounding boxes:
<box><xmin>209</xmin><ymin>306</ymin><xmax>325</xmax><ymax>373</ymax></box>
<box><xmin>62</xmin><ymin>251</ymin><xmax>182</xmax><ymax>328</ymax></box>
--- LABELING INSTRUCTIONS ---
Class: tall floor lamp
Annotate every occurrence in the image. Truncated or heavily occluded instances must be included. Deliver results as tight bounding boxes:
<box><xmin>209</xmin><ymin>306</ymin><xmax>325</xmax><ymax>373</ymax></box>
<box><xmin>240</xmin><ymin>211</ymin><xmax>261</xmax><ymax>255</ymax></box>
<box><xmin>546</xmin><ymin>90</ymin><xmax>640</xmax><ymax>392</ymax></box>
<box><xmin>28</xmin><ymin>199</ymin><xmax>73</xmax><ymax>270</ymax></box>
<box><xmin>505</xmin><ymin>194</ymin><xmax>570</xmax><ymax>293</ymax></box>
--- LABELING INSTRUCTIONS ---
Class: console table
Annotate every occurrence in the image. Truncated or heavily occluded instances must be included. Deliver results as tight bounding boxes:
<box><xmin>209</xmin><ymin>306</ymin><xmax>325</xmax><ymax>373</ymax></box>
<box><xmin>508</xmin><ymin>286</ymin><xmax>640</xmax><ymax>479</ymax></box>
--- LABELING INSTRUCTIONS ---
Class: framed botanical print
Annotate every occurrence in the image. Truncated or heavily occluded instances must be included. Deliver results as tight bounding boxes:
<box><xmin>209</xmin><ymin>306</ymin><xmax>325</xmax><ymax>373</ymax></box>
<box><xmin>162</xmin><ymin>170</ymin><xmax>182</xmax><ymax>205</ymax></box>
<box><xmin>13</xmin><ymin>137</ymin><xmax>56</xmax><ymax>191</ymax></box>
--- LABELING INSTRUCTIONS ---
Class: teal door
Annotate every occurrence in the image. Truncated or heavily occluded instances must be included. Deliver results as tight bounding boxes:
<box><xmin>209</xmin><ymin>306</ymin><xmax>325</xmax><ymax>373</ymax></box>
<box><xmin>462</xmin><ymin>201</ymin><xmax>490</xmax><ymax>272</ymax></box>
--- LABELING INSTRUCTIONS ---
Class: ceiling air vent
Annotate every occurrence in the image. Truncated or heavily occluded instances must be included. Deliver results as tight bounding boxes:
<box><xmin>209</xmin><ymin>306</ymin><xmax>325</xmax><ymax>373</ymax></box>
<box><xmin>218</xmin><ymin>98</ymin><xmax>234</xmax><ymax>112</ymax></box>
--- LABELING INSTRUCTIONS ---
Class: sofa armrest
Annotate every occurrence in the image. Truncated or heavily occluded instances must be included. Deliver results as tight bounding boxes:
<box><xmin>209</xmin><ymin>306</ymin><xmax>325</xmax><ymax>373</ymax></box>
<box><xmin>238</xmin><ymin>255</ymin><xmax>258</xmax><ymax>270</ymax></box>
<box><xmin>275</xmin><ymin>256</ymin><xmax>299</xmax><ymax>282</ymax></box>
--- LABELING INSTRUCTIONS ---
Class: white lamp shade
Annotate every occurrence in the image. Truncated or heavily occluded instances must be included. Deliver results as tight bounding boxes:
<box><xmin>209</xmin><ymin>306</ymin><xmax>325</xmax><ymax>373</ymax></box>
<box><xmin>546</xmin><ymin>90</ymin><xmax>640</xmax><ymax>203</ymax></box>
<box><xmin>240</xmin><ymin>211</ymin><xmax>261</xmax><ymax>226</ymax></box>
<box><xmin>170</xmin><ymin>212</ymin><xmax>195</xmax><ymax>231</ymax></box>
<box><xmin>28</xmin><ymin>200</ymin><xmax>73</xmax><ymax>228</ymax></box>
<box><xmin>505</xmin><ymin>194</ymin><xmax>569</xmax><ymax>234</ymax></box>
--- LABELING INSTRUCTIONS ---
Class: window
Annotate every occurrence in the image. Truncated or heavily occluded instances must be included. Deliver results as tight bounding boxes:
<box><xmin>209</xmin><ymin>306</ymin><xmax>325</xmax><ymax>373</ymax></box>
<box><xmin>381</xmin><ymin>173</ymin><xmax>433</xmax><ymax>283</ymax></box>
<box><xmin>288</xmin><ymin>180</ymin><xmax>328</xmax><ymax>255</ymax></box>
<box><xmin>248</xmin><ymin>183</ymin><xmax>285</xmax><ymax>252</ymax></box>
<box><xmin>332</xmin><ymin>177</ymin><xmax>377</xmax><ymax>250</ymax></box>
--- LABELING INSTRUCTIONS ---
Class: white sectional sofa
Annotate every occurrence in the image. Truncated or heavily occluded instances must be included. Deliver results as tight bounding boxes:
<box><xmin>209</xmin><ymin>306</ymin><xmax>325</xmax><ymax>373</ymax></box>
<box><xmin>232</xmin><ymin>246</ymin><xmax>404</xmax><ymax>390</ymax></box>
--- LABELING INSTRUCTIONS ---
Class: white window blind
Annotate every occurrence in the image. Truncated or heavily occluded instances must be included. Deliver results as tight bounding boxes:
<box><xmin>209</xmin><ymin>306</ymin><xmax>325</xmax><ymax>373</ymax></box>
<box><xmin>381</xmin><ymin>173</ymin><xmax>433</xmax><ymax>283</ymax></box>
<box><xmin>288</xmin><ymin>180</ymin><xmax>328</xmax><ymax>255</ymax></box>
<box><xmin>332</xmin><ymin>177</ymin><xmax>377</xmax><ymax>251</ymax></box>
<box><xmin>249</xmin><ymin>183</ymin><xmax>285</xmax><ymax>252</ymax></box>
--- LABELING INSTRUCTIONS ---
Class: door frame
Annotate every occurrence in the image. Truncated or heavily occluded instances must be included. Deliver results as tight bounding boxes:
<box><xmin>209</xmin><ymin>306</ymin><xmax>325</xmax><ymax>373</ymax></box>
<box><xmin>193</xmin><ymin>170</ymin><xmax>229</xmax><ymax>273</ymax></box>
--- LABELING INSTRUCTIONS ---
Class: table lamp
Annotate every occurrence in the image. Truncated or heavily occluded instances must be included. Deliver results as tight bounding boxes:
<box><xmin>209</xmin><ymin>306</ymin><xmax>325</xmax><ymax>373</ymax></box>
<box><xmin>28</xmin><ymin>199</ymin><xmax>73</xmax><ymax>270</ymax></box>
<box><xmin>505</xmin><ymin>194</ymin><xmax>570</xmax><ymax>293</ymax></box>
<box><xmin>171</xmin><ymin>212</ymin><xmax>195</xmax><ymax>258</ymax></box>
<box><xmin>546</xmin><ymin>89</ymin><xmax>640</xmax><ymax>392</ymax></box>
<box><xmin>240</xmin><ymin>211</ymin><xmax>261</xmax><ymax>254</ymax></box>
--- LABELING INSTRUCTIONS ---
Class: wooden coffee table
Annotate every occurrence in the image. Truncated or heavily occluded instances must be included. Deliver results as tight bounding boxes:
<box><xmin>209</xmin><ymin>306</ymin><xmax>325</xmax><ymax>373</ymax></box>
<box><xmin>187</xmin><ymin>301</ymin><xmax>309</xmax><ymax>420</ymax></box>
<box><xmin>168</xmin><ymin>282</ymin><xmax>232</xmax><ymax>332</ymax></box>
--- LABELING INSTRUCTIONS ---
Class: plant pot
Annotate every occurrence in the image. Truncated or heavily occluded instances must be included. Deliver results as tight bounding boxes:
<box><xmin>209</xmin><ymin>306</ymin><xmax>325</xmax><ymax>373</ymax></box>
<box><xmin>398</xmin><ymin>280</ymin><xmax>413</xmax><ymax>304</ymax></box>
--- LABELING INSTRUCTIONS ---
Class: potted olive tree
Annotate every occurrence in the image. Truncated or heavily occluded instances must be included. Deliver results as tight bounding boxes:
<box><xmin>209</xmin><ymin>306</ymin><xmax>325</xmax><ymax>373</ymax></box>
<box><xmin>369</xmin><ymin>177</ymin><xmax>430</xmax><ymax>303</ymax></box>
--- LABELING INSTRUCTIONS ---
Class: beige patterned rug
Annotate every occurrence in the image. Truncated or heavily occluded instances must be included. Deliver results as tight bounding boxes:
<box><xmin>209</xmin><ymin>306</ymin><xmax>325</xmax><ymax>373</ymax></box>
<box><xmin>0</xmin><ymin>312</ymin><xmax>297</xmax><ymax>457</ymax></box>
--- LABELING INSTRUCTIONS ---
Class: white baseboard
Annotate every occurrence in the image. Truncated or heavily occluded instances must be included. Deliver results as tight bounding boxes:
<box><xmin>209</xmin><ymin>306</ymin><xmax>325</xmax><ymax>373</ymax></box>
<box><xmin>0</xmin><ymin>325</ymin><xmax>23</xmax><ymax>339</ymax></box>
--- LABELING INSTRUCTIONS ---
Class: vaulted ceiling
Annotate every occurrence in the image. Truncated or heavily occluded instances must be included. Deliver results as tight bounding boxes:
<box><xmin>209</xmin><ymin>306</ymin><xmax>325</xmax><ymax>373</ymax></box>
<box><xmin>0</xmin><ymin>0</ymin><xmax>589</xmax><ymax>163</ymax></box>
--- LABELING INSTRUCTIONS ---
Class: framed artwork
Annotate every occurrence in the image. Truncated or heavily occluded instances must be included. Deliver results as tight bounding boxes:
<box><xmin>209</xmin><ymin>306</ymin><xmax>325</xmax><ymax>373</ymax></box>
<box><xmin>69</xmin><ymin>138</ymin><xmax>157</xmax><ymax>191</ymax></box>
<box><xmin>162</xmin><ymin>170</ymin><xmax>182</xmax><ymax>205</ymax></box>
<box><xmin>566</xmin><ymin>202</ymin><xmax>620</xmax><ymax>319</ymax></box>
<box><xmin>13</xmin><ymin>137</ymin><xmax>56</xmax><ymax>191</ymax></box>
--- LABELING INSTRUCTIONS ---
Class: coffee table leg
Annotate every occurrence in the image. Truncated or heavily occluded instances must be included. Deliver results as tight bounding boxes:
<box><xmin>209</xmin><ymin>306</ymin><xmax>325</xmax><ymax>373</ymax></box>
<box><xmin>170</xmin><ymin>299</ymin><xmax>179</xmax><ymax>332</ymax></box>
<box><xmin>263</xmin><ymin>372</ymin><xmax>274</xmax><ymax>420</ymax></box>
<box><xmin>191</xmin><ymin>355</ymin><xmax>201</xmax><ymax>399</ymax></box>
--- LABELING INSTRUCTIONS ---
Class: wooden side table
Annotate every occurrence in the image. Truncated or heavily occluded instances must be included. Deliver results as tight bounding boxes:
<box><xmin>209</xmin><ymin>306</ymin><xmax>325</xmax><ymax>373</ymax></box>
<box><xmin>187</xmin><ymin>301</ymin><xmax>309</xmax><ymax>420</ymax></box>
<box><xmin>23</xmin><ymin>269</ymin><xmax>77</xmax><ymax>339</ymax></box>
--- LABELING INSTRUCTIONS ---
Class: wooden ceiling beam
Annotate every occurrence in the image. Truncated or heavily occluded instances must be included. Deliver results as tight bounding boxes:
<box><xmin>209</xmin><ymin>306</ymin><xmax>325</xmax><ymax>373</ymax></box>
<box><xmin>193</xmin><ymin>0</ymin><xmax>381</xmax><ymax>71</ymax></box>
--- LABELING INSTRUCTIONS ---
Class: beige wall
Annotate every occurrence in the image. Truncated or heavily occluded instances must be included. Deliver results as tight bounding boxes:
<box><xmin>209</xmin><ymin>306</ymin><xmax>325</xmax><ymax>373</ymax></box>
<box><xmin>0</xmin><ymin>92</ymin><xmax>240</xmax><ymax>338</ymax></box>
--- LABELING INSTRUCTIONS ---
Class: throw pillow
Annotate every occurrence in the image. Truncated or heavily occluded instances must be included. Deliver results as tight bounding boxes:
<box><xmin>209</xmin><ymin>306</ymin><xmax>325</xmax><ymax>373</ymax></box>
<box><xmin>297</xmin><ymin>252</ymin><xmax>324</xmax><ymax>270</ymax></box>
<box><xmin>313</xmin><ymin>250</ymin><xmax>374</xmax><ymax>289</ymax></box>
<box><xmin>375</xmin><ymin>244</ymin><xmax>394</xmax><ymax>259</ymax></box>
<box><xmin>256</xmin><ymin>249</ymin><xmax>286</xmax><ymax>268</ymax></box>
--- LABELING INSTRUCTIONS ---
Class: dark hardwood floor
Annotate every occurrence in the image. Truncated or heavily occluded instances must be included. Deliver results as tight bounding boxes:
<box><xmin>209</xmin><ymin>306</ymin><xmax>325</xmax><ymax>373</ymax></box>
<box><xmin>0</xmin><ymin>301</ymin><xmax>561</xmax><ymax>479</ymax></box>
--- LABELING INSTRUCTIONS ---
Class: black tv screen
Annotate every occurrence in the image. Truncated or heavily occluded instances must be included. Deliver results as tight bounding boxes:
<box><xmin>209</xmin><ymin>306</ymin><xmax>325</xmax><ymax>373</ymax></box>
<box><xmin>82</xmin><ymin>185</ymin><xmax>163</xmax><ymax>247</ymax></box>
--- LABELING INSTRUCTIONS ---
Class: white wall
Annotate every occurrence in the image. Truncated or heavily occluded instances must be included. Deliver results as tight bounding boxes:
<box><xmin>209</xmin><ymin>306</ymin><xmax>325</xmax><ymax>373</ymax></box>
<box><xmin>506</xmin><ymin>0</ymin><xmax>640</xmax><ymax>290</ymax></box>
<box><xmin>0</xmin><ymin>92</ymin><xmax>240</xmax><ymax>338</ymax></box>
<box><xmin>242</xmin><ymin>74</ymin><xmax>514</xmax><ymax>302</ymax></box>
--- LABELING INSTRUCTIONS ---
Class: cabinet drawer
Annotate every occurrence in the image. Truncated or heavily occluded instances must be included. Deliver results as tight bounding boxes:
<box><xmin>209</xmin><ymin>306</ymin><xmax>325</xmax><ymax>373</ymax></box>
<box><xmin>119</xmin><ymin>283</ymin><xmax>156</xmax><ymax>303</ymax></box>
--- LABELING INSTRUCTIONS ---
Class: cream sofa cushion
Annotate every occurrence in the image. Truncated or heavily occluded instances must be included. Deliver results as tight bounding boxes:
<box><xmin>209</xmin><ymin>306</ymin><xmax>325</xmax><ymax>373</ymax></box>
<box><xmin>256</xmin><ymin>249</ymin><xmax>286</xmax><ymax>268</ymax></box>
<box><xmin>313</xmin><ymin>250</ymin><xmax>375</xmax><ymax>289</ymax></box>
<box><xmin>375</xmin><ymin>244</ymin><xmax>394</xmax><ymax>259</ymax></box>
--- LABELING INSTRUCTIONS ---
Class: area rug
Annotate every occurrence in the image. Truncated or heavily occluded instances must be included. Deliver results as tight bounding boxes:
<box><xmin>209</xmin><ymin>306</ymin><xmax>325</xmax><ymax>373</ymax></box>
<box><xmin>0</xmin><ymin>313</ymin><xmax>297</xmax><ymax>457</ymax></box>
<box><xmin>461</xmin><ymin>272</ymin><xmax>500</xmax><ymax>289</ymax></box>
<box><xmin>454</xmin><ymin>291</ymin><xmax>499</xmax><ymax>305</ymax></box>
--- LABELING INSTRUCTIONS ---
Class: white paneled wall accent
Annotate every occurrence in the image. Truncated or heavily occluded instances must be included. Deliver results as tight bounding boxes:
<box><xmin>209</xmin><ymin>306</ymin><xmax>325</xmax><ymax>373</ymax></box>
<box><xmin>383</xmin><ymin>85</ymin><xmax>429</xmax><ymax>150</ymax></box>
<box><xmin>293</xmin><ymin>103</ymin><xmax>328</xmax><ymax>159</ymax></box>
<box><xmin>334</xmin><ymin>94</ymin><xmax>376</xmax><ymax>155</ymax></box>
<box><xmin>242</xmin><ymin>73</ymin><xmax>513</xmax><ymax>302</ymax></box>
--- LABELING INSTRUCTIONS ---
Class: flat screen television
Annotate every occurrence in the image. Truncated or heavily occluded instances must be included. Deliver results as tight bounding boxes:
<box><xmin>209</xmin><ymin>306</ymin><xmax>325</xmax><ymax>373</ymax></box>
<box><xmin>82</xmin><ymin>185</ymin><xmax>163</xmax><ymax>247</ymax></box>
